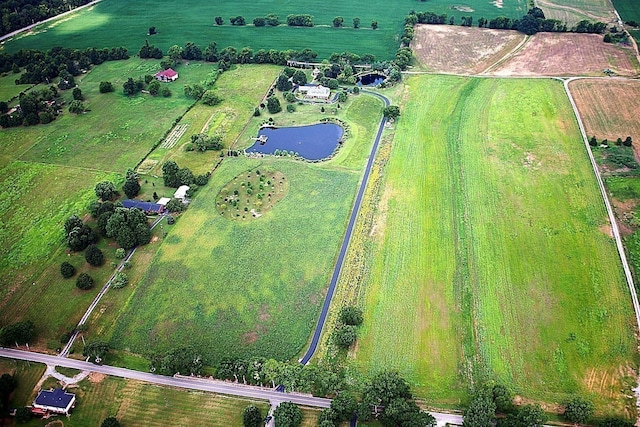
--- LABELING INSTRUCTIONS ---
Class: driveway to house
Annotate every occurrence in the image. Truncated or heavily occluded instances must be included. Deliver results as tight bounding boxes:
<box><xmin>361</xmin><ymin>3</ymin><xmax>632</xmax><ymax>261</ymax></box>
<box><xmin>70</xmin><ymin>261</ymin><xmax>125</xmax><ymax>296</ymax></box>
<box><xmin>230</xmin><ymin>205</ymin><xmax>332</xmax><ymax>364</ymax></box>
<box><xmin>299</xmin><ymin>90</ymin><xmax>390</xmax><ymax>365</ymax></box>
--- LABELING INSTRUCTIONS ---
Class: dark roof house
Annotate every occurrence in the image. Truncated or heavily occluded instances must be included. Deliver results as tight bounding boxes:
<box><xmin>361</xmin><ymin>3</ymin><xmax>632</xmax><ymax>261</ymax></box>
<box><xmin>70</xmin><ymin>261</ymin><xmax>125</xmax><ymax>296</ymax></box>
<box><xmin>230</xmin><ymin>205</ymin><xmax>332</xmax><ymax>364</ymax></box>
<box><xmin>122</xmin><ymin>199</ymin><xmax>164</xmax><ymax>214</ymax></box>
<box><xmin>33</xmin><ymin>389</ymin><xmax>76</xmax><ymax>415</ymax></box>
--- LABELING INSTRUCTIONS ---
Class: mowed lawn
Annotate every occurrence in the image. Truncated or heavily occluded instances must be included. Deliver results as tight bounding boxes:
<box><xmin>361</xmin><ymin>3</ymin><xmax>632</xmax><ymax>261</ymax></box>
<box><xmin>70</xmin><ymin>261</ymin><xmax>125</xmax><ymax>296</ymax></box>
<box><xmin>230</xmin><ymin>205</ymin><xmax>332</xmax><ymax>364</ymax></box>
<box><xmin>2</xmin><ymin>0</ymin><xmax>527</xmax><ymax>60</ymax></box>
<box><xmin>110</xmin><ymin>157</ymin><xmax>360</xmax><ymax>363</ymax></box>
<box><xmin>354</xmin><ymin>75</ymin><xmax>637</xmax><ymax>415</ymax></box>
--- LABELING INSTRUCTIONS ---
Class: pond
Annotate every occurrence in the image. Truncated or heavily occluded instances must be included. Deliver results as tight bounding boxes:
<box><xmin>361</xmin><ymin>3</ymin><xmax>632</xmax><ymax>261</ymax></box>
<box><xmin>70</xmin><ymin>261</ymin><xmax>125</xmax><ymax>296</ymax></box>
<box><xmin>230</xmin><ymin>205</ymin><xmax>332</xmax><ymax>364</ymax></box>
<box><xmin>245</xmin><ymin>123</ymin><xmax>344</xmax><ymax>161</ymax></box>
<box><xmin>357</xmin><ymin>72</ymin><xmax>386</xmax><ymax>87</ymax></box>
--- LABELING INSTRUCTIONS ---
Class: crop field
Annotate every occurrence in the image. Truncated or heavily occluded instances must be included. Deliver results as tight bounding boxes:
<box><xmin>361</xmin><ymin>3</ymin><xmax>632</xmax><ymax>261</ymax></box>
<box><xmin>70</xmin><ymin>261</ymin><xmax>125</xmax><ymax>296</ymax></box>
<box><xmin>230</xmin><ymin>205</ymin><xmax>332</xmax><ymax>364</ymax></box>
<box><xmin>109</xmin><ymin>157</ymin><xmax>361</xmax><ymax>363</ymax></box>
<box><xmin>570</xmin><ymin>79</ymin><xmax>640</xmax><ymax>144</ymax></box>
<box><xmin>411</xmin><ymin>25</ymin><xmax>525</xmax><ymax>74</ymax></box>
<box><xmin>612</xmin><ymin>0</ymin><xmax>640</xmax><ymax>43</ymax></box>
<box><xmin>2</xmin><ymin>0</ymin><xmax>527</xmax><ymax>60</ymax></box>
<box><xmin>536</xmin><ymin>0</ymin><xmax>617</xmax><ymax>26</ymax></box>
<box><xmin>351</xmin><ymin>75</ymin><xmax>637</xmax><ymax>416</ymax></box>
<box><xmin>491</xmin><ymin>33</ymin><xmax>639</xmax><ymax>76</ymax></box>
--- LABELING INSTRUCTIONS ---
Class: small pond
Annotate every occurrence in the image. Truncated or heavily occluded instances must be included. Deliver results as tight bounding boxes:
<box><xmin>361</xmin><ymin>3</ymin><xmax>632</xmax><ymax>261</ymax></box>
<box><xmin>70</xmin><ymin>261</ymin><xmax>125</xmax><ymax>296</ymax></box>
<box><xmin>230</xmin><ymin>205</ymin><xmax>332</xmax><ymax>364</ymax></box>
<box><xmin>246</xmin><ymin>123</ymin><xmax>344</xmax><ymax>161</ymax></box>
<box><xmin>357</xmin><ymin>72</ymin><xmax>386</xmax><ymax>87</ymax></box>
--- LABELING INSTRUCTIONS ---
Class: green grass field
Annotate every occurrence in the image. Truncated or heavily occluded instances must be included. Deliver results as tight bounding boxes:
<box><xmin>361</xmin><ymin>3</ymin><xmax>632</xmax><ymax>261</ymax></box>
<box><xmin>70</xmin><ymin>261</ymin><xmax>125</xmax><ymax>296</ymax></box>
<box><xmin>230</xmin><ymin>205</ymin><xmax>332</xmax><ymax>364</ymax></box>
<box><xmin>612</xmin><ymin>0</ymin><xmax>640</xmax><ymax>42</ymax></box>
<box><xmin>2</xmin><ymin>0</ymin><xmax>527</xmax><ymax>60</ymax></box>
<box><xmin>351</xmin><ymin>75</ymin><xmax>637</xmax><ymax>416</ymax></box>
<box><xmin>0</xmin><ymin>358</ymin><xmax>46</xmax><ymax>407</ymax></box>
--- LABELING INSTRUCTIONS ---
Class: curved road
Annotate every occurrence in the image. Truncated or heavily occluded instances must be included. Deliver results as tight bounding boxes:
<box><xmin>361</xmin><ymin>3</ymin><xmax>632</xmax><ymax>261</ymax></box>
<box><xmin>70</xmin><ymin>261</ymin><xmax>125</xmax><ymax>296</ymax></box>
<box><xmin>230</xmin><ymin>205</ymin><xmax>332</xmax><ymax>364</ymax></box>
<box><xmin>299</xmin><ymin>90</ymin><xmax>390</xmax><ymax>365</ymax></box>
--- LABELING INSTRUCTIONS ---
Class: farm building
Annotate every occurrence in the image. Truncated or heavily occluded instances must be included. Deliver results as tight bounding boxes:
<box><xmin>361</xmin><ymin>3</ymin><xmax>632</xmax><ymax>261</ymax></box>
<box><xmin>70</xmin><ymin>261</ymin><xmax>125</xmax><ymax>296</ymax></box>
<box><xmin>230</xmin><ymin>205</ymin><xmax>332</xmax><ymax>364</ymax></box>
<box><xmin>157</xmin><ymin>197</ymin><xmax>171</xmax><ymax>206</ymax></box>
<box><xmin>33</xmin><ymin>389</ymin><xmax>76</xmax><ymax>415</ymax></box>
<box><xmin>122</xmin><ymin>199</ymin><xmax>165</xmax><ymax>214</ymax></box>
<box><xmin>298</xmin><ymin>85</ymin><xmax>331</xmax><ymax>100</ymax></box>
<box><xmin>155</xmin><ymin>68</ymin><xmax>178</xmax><ymax>82</ymax></box>
<box><xmin>174</xmin><ymin>185</ymin><xmax>190</xmax><ymax>200</ymax></box>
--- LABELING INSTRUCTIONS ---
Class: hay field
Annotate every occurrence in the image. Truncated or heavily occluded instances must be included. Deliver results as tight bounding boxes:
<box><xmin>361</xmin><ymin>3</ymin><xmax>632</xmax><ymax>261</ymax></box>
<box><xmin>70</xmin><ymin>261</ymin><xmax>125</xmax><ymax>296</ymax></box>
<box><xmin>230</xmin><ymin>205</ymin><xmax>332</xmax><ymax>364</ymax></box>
<box><xmin>570</xmin><ymin>79</ymin><xmax>640</xmax><ymax>144</ymax></box>
<box><xmin>491</xmin><ymin>33</ymin><xmax>639</xmax><ymax>76</ymax></box>
<box><xmin>536</xmin><ymin>0</ymin><xmax>617</xmax><ymax>26</ymax></box>
<box><xmin>411</xmin><ymin>25</ymin><xmax>525</xmax><ymax>74</ymax></box>
<box><xmin>353</xmin><ymin>75</ymin><xmax>637</xmax><ymax>416</ymax></box>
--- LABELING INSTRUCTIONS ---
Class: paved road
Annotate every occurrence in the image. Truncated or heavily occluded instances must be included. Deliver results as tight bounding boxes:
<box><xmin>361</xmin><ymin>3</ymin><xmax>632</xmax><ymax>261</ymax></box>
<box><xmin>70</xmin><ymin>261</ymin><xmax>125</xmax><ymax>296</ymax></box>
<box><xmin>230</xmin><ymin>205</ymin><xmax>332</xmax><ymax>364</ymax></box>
<box><xmin>60</xmin><ymin>215</ymin><xmax>166</xmax><ymax>356</ymax></box>
<box><xmin>299</xmin><ymin>90</ymin><xmax>390</xmax><ymax>365</ymax></box>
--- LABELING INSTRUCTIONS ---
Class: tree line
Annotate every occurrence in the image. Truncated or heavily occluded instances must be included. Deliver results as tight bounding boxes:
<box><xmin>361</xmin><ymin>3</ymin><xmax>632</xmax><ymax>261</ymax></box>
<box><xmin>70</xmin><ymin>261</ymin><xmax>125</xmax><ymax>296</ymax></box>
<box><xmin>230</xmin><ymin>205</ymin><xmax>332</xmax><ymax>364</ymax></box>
<box><xmin>0</xmin><ymin>0</ymin><xmax>92</xmax><ymax>37</ymax></box>
<box><xmin>402</xmin><ymin>7</ymin><xmax>607</xmax><ymax>41</ymax></box>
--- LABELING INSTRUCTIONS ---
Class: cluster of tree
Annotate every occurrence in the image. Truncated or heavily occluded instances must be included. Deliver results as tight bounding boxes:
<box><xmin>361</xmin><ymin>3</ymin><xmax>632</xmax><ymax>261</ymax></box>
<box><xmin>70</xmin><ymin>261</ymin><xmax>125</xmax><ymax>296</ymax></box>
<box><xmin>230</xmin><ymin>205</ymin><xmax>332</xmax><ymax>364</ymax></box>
<box><xmin>0</xmin><ymin>46</ymin><xmax>128</xmax><ymax>85</ymax></box>
<box><xmin>589</xmin><ymin>135</ymin><xmax>633</xmax><ymax>147</ymax></box>
<box><xmin>64</xmin><ymin>214</ymin><xmax>98</xmax><ymax>252</ymax></box>
<box><xmin>405</xmin><ymin>7</ymin><xmax>606</xmax><ymax>36</ymax></box>
<box><xmin>216</xmin><ymin>358</ymin><xmax>345</xmax><ymax>397</ymax></box>
<box><xmin>229</xmin><ymin>16</ymin><xmax>246</xmax><ymax>26</ymax></box>
<box><xmin>274</xmin><ymin>402</ymin><xmax>303</xmax><ymax>427</ymax></box>
<box><xmin>603</xmin><ymin>27</ymin><xmax>630</xmax><ymax>44</ymax></box>
<box><xmin>266</xmin><ymin>96</ymin><xmax>281</xmax><ymax>114</ymax></box>
<box><xmin>83</xmin><ymin>340</ymin><xmax>109</xmax><ymax>363</ymax></box>
<box><xmin>188</xmin><ymin>133</ymin><xmax>224</xmax><ymax>152</ymax></box>
<box><xmin>162</xmin><ymin>160</ymin><xmax>208</xmax><ymax>188</ymax></box>
<box><xmin>383</xmin><ymin>106</ymin><xmax>401</xmax><ymax>121</ymax></box>
<box><xmin>332</xmin><ymin>306</ymin><xmax>363</xmax><ymax>348</ymax></box>
<box><xmin>100</xmin><ymin>417</ymin><xmax>122</xmax><ymax>427</ymax></box>
<box><xmin>0</xmin><ymin>85</ymin><xmax>59</xmax><ymax>127</ymax></box>
<box><xmin>0</xmin><ymin>0</ymin><xmax>93</xmax><ymax>36</ymax></box>
<box><xmin>0</xmin><ymin>373</ymin><xmax>17</xmax><ymax>416</ymax></box>
<box><xmin>276</xmin><ymin>67</ymin><xmax>308</xmax><ymax>91</ymax></box>
<box><xmin>242</xmin><ymin>405</ymin><xmax>264</xmax><ymax>427</ymax></box>
<box><xmin>123</xmin><ymin>75</ymin><xmax>171</xmax><ymax>97</ymax></box>
<box><xmin>287</xmin><ymin>14</ymin><xmax>314</xmax><ymax>27</ymax></box>
<box><xmin>252</xmin><ymin>14</ymin><xmax>280</xmax><ymax>27</ymax></box>
<box><xmin>0</xmin><ymin>320</ymin><xmax>35</xmax><ymax>346</ymax></box>
<box><xmin>150</xmin><ymin>346</ymin><xmax>203</xmax><ymax>376</ymax></box>
<box><xmin>101</xmin><ymin>205</ymin><xmax>151</xmax><ymax>249</ymax></box>
<box><xmin>138</xmin><ymin>40</ymin><xmax>163</xmax><ymax>59</ymax></box>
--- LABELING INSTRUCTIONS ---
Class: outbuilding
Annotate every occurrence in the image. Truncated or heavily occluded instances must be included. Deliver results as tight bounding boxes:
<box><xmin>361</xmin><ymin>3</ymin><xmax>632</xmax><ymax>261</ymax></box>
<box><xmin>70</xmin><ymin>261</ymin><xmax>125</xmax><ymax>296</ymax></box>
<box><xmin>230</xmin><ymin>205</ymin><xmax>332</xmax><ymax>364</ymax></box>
<box><xmin>33</xmin><ymin>389</ymin><xmax>76</xmax><ymax>415</ymax></box>
<box><xmin>174</xmin><ymin>185</ymin><xmax>190</xmax><ymax>200</ymax></box>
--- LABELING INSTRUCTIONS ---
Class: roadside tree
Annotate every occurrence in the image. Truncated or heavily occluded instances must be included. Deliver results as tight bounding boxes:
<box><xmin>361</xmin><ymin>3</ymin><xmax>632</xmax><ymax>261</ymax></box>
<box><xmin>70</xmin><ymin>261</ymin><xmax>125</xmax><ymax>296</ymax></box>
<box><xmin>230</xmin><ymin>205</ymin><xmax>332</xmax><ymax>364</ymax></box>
<box><xmin>243</xmin><ymin>405</ymin><xmax>263</xmax><ymax>427</ymax></box>
<box><xmin>274</xmin><ymin>402</ymin><xmax>302</xmax><ymax>427</ymax></box>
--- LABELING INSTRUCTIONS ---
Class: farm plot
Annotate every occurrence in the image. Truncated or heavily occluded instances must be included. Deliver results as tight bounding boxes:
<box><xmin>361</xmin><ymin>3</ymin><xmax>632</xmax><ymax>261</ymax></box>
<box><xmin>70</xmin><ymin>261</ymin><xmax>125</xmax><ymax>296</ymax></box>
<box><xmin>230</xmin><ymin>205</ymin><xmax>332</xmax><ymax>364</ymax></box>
<box><xmin>612</xmin><ymin>0</ymin><xmax>640</xmax><ymax>43</ymax></box>
<box><xmin>109</xmin><ymin>157</ymin><xmax>360</xmax><ymax>364</ymax></box>
<box><xmin>536</xmin><ymin>0</ymin><xmax>617</xmax><ymax>26</ymax></box>
<box><xmin>491</xmin><ymin>32</ymin><xmax>639</xmax><ymax>76</ymax></box>
<box><xmin>411</xmin><ymin>25</ymin><xmax>525</xmax><ymax>74</ymax></box>
<box><xmin>352</xmin><ymin>75</ymin><xmax>637</xmax><ymax>416</ymax></box>
<box><xmin>160</xmin><ymin>123</ymin><xmax>189</xmax><ymax>149</ymax></box>
<box><xmin>569</xmin><ymin>79</ymin><xmax>640</xmax><ymax>145</ymax></box>
<box><xmin>2</xmin><ymin>0</ymin><xmax>527</xmax><ymax>60</ymax></box>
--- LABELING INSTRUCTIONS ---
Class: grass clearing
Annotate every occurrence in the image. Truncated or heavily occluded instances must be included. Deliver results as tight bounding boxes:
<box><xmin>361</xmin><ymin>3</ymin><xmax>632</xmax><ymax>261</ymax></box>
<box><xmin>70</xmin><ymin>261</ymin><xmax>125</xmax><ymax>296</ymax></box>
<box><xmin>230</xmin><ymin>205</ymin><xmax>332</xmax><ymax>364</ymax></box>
<box><xmin>1</xmin><ymin>0</ymin><xmax>527</xmax><ymax>60</ymax></box>
<box><xmin>411</xmin><ymin>26</ymin><xmax>526</xmax><ymax>74</ymax></box>
<box><xmin>350</xmin><ymin>75</ymin><xmax>637</xmax><ymax>416</ymax></box>
<box><xmin>491</xmin><ymin>33</ymin><xmax>639</xmax><ymax>76</ymax></box>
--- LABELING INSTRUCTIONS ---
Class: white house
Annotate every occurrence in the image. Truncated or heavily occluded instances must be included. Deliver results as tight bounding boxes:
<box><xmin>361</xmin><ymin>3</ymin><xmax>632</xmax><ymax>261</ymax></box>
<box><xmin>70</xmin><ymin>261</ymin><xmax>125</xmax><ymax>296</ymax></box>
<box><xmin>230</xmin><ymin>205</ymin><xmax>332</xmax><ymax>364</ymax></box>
<box><xmin>174</xmin><ymin>185</ymin><xmax>190</xmax><ymax>200</ymax></box>
<box><xmin>33</xmin><ymin>389</ymin><xmax>76</xmax><ymax>415</ymax></box>
<box><xmin>298</xmin><ymin>85</ymin><xmax>331</xmax><ymax>100</ymax></box>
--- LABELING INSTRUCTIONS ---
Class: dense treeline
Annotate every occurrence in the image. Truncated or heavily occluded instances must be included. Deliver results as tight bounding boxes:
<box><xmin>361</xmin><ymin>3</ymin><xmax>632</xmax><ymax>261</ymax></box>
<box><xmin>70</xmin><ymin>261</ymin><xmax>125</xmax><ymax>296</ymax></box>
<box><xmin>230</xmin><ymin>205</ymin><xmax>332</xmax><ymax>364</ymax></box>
<box><xmin>402</xmin><ymin>7</ymin><xmax>607</xmax><ymax>41</ymax></box>
<box><xmin>0</xmin><ymin>46</ymin><xmax>129</xmax><ymax>84</ymax></box>
<box><xmin>0</xmin><ymin>0</ymin><xmax>92</xmax><ymax>36</ymax></box>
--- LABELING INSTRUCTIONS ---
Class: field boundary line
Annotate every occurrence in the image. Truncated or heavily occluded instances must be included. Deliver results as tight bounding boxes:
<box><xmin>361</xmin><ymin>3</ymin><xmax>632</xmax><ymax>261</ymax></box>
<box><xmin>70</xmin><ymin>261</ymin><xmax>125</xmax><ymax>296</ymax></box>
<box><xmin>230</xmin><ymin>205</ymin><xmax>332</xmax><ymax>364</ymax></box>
<box><xmin>0</xmin><ymin>0</ymin><xmax>102</xmax><ymax>43</ymax></box>
<box><xmin>481</xmin><ymin>34</ymin><xmax>530</xmax><ymax>75</ymax></box>
<box><xmin>564</xmin><ymin>77</ymin><xmax>640</xmax><ymax>357</ymax></box>
<box><xmin>11</xmin><ymin>159</ymin><xmax>120</xmax><ymax>174</ymax></box>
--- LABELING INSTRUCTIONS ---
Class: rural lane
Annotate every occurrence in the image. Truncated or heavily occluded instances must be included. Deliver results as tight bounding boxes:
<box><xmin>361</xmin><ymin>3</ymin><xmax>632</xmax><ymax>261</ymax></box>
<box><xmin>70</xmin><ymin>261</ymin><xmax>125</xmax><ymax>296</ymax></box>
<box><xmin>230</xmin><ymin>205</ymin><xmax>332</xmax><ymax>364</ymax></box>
<box><xmin>299</xmin><ymin>90</ymin><xmax>390</xmax><ymax>365</ymax></box>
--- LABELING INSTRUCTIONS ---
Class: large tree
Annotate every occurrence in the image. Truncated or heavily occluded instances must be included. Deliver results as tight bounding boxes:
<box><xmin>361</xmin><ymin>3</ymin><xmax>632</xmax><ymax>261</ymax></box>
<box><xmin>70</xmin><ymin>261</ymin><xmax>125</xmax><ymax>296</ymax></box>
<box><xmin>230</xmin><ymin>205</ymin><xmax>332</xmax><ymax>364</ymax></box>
<box><xmin>563</xmin><ymin>396</ymin><xmax>594</xmax><ymax>424</ymax></box>
<box><xmin>85</xmin><ymin>244</ymin><xmax>104</xmax><ymax>266</ymax></box>
<box><xmin>274</xmin><ymin>402</ymin><xmax>302</xmax><ymax>427</ymax></box>
<box><xmin>95</xmin><ymin>181</ymin><xmax>117</xmax><ymax>201</ymax></box>
<box><xmin>267</xmin><ymin>96</ymin><xmax>282</xmax><ymax>114</ymax></box>
<box><xmin>83</xmin><ymin>340</ymin><xmax>110</xmax><ymax>363</ymax></box>
<box><xmin>100</xmin><ymin>417</ymin><xmax>121</xmax><ymax>427</ymax></box>
<box><xmin>463</xmin><ymin>388</ymin><xmax>496</xmax><ymax>427</ymax></box>
<box><xmin>243</xmin><ymin>405</ymin><xmax>263</xmax><ymax>427</ymax></box>
<box><xmin>0</xmin><ymin>321</ymin><xmax>35</xmax><ymax>346</ymax></box>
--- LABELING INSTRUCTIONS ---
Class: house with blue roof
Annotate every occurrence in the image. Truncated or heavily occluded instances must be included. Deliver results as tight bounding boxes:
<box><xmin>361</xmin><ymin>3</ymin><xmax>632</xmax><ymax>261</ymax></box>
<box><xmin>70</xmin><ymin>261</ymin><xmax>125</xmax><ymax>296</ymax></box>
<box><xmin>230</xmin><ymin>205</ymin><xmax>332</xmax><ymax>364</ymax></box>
<box><xmin>33</xmin><ymin>388</ymin><xmax>76</xmax><ymax>415</ymax></box>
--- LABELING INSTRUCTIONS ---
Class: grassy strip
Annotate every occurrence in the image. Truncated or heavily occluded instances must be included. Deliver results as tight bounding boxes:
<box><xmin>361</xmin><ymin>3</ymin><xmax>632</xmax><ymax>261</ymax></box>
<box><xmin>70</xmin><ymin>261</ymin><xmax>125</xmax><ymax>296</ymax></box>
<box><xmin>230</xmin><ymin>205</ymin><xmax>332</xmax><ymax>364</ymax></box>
<box><xmin>354</xmin><ymin>75</ymin><xmax>637</xmax><ymax>416</ymax></box>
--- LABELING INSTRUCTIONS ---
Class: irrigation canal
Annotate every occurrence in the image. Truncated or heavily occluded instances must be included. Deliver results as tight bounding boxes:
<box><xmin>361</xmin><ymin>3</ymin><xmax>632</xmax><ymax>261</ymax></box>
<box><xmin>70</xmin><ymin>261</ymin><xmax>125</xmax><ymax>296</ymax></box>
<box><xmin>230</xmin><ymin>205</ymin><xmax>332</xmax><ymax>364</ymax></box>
<box><xmin>299</xmin><ymin>90</ymin><xmax>390</xmax><ymax>365</ymax></box>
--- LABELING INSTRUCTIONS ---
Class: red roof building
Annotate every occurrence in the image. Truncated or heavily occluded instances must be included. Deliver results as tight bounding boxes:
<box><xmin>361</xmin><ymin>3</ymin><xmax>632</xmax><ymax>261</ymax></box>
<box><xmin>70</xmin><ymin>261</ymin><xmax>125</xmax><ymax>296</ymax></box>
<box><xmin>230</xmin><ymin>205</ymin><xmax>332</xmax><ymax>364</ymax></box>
<box><xmin>155</xmin><ymin>68</ymin><xmax>179</xmax><ymax>82</ymax></box>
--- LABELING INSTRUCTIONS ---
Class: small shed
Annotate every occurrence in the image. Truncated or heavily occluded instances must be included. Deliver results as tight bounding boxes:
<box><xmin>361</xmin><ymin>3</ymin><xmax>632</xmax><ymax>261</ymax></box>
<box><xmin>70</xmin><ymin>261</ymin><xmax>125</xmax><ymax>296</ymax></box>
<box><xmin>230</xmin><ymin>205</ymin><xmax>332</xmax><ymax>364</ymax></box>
<box><xmin>174</xmin><ymin>185</ymin><xmax>190</xmax><ymax>200</ymax></box>
<box><xmin>157</xmin><ymin>197</ymin><xmax>171</xmax><ymax>206</ymax></box>
<box><xmin>122</xmin><ymin>199</ymin><xmax>164</xmax><ymax>214</ymax></box>
<box><xmin>33</xmin><ymin>389</ymin><xmax>76</xmax><ymax>415</ymax></box>
<box><xmin>155</xmin><ymin>68</ymin><xmax>179</xmax><ymax>82</ymax></box>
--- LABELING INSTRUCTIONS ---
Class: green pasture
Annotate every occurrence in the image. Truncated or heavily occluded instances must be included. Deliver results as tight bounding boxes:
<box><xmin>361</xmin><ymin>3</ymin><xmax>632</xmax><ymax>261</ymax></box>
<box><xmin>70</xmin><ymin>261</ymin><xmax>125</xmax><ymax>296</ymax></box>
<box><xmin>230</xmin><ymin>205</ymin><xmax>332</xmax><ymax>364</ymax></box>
<box><xmin>18</xmin><ymin>375</ymin><xmax>269</xmax><ymax>427</ymax></box>
<box><xmin>612</xmin><ymin>0</ymin><xmax>640</xmax><ymax>42</ymax></box>
<box><xmin>0</xmin><ymin>72</ymin><xmax>33</xmax><ymax>103</ymax></box>
<box><xmin>353</xmin><ymin>75</ymin><xmax>637</xmax><ymax>415</ymax></box>
<box><xmin>110</xmin><ymin>157</ymin><xmax>360</xmax><ymax>363</ymax></box>
<box><xmin>0</xmin><ymin>358</ymin><xmax>45</xmax><ymax>407</ymax></box>
<box><xmin>2</xmin><ymin>0</ymin><xmax>526</xmax><ymax>60</ymax></box>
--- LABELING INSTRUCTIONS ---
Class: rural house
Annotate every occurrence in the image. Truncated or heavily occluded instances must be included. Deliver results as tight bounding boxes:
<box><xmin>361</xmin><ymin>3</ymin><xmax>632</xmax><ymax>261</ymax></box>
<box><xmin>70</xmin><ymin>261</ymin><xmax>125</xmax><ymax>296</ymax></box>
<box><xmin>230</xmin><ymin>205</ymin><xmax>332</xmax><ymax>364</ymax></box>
<box><xmin>155</xmin><ymin>68</ymin><xmax>178</xmax><ymax>82</ymax></box>
<box><xmin>298</xmin><ymin>85</ymin><xmax>331</xmax><ymax>100</ymax></box>
<box><xmin>32</xmin><ymin>389</ymin><xmax>76</xmax><ymax>415</ymax></box>
<box><xmin>174</xmin><ymin>185</ymin><xmax>190</xmax><ymax>200</ymax></box>
<box><xmin>122</xmin><ymin>199</ymin><xmax>165</xmax><ymax>214</ymax></box>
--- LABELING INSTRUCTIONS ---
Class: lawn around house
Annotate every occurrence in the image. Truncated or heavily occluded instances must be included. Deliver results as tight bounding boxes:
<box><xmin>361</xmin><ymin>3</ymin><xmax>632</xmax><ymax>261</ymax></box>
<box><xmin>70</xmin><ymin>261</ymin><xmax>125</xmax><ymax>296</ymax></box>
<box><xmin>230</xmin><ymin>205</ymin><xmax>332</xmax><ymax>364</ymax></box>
<box><xmin>350</xmin><ymin>75</ymin><xmax>637</xmax><ymax>416</ymax></box>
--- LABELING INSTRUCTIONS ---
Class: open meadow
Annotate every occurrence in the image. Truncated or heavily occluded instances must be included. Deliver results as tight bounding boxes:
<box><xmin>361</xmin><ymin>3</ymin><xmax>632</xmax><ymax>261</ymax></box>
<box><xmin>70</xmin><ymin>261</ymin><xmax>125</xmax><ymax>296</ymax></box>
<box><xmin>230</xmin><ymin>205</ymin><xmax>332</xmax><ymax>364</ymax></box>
<box><xmin>490</xmin><ymin>33</ymin><xmax>639</xmax><ymax>76</ymax></box>
<box><xmin>612</xmin><ymin>0</ymin><xmax>640</xmax><ymax>43</ymax></box>
<box><xmin>348</xmin><ymin>75</ymin><xmax>638</xmax><ymax>416</ymax></box>
<box><xmin>411</xmin><ymin>25</ymin><xmax>525</xmax><ymax>74</ymax></box>
<box><xmin>1</xmin><ymin>0</ymin><xmax>527</xmax><ymax>60</ymax></box>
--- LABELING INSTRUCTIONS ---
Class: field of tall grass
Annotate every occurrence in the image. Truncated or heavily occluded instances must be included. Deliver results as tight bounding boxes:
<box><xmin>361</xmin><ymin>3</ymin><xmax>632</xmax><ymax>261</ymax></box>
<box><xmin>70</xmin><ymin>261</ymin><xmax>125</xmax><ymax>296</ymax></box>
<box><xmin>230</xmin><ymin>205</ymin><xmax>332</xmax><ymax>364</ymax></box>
<box><xmin>352</xmin><ymin>75</ymin><xmax>637</xmax><ymax>416</ymax></box>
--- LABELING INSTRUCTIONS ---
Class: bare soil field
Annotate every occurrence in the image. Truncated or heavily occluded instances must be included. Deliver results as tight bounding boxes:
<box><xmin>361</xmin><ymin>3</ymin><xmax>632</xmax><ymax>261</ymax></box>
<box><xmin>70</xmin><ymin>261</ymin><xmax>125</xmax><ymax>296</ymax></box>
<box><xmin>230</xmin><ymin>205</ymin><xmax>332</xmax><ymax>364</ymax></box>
<box><xmin>491</xmin><ymin>33</ymin><xmax>639</xmax><ymax>76</ymax></box>
<box><xmin>411</xmin><ymin>25</ymin><xmax>526</xmax><ymax>74</ymax></box>
<box><xmin>536</xmin><ymin>0</ymin><xmax>617</xmax><ymax>26</ymax></box>
<box><xmin>570</xmin><ymin>78</ymin><xmax>640</xmax><ymax>143</ymax></box>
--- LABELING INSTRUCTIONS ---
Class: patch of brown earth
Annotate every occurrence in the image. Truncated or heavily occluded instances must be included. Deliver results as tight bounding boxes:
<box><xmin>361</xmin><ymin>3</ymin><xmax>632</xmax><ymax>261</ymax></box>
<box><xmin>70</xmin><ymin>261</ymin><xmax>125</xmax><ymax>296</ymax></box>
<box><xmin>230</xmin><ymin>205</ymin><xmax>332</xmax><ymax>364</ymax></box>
<box><xmin>599</xmin><ymin>223</ymin><xmax>614</xmax><ymax>237</ymax></box>
<box><xmin>88</xmin><ymin>372</ymin><xmax>106</xmax><ymax>383</ymax></box>
<box><xmin>242</xmin><ymin>331</ymin><xmax>259</xmax><ymax>344</ymax></box>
